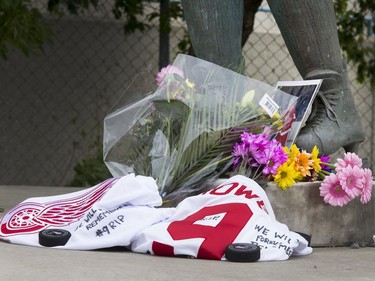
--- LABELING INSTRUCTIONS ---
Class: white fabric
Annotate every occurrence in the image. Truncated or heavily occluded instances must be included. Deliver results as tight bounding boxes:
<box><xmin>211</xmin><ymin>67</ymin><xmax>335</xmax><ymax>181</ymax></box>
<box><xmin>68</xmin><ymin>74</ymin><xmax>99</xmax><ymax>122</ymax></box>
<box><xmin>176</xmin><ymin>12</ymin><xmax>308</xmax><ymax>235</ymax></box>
<box><xmin>131</xmin><ymin>175</ymin><xmax>312</xmax><ymax>261</ymax></box>
<box><xmin>0</xmin><ymin>174</ymin><xmax>174</xmax><ymax>249</ymax></box>
<box><xmin>0</xmin><ymin>174</ymin><xmax>312</xmax><ymax>261</ymax></box>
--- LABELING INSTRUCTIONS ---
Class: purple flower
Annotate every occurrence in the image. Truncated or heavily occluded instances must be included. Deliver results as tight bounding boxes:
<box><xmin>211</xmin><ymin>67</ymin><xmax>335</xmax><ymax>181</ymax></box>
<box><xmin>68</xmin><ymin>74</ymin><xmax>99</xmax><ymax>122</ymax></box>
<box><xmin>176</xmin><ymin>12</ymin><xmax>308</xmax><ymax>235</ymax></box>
<box><xmin>320</xmin><ymin>155</ymin><xmax>331</xmax><ymax>172</ymax></box>
<box><xmin>232</xmin><ymin>142</ymin><xmax>248</xmax><ymax>157</ymax></box>
<box><xmin>261</xmin><ymin>139</ymin><xmax>287</xmax><ymax>175</ymax></box>
<box><xmin>240</xmin><ymin>132</ymin><xmax>269</xmax><ymax>163</ymax></box>
<box><xmin>232</xmin><ymin>142</ymin><xmax>248</xmax><ymax>168</ymax></box>
<box><xmin>241</xmin><ymin>132</ymin><xmax>268</xmax><ymax>149</ymax></box>
<box><xmin>231</xmin><ymin>132</ymin><xmax>287</xmax><ymax>178</ymax></box>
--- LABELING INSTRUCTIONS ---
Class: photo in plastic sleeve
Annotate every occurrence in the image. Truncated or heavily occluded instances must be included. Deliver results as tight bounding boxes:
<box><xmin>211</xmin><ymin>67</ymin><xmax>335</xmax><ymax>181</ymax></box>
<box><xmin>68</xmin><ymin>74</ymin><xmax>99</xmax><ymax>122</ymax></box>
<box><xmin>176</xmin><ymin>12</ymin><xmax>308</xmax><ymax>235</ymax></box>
<box><xmin>274</xmin><ymin>80</ymin><xmax>322</xmax><ymax>148</ymax></box>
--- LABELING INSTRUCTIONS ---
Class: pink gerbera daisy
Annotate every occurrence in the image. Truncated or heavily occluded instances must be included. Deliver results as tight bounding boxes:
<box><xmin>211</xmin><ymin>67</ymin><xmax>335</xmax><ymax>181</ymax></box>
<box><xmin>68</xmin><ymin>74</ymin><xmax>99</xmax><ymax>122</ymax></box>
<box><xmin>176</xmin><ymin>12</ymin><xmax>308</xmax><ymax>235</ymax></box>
<box><xmin>337</xmin><ymin>165</ymin><xmax>364</xmax><ymax>198</ymax></box>
<box><xmin>320</xmin><ymin>173</ymin><xmax>352</xmax><ymax>207</ymax></box>
<box><xmin>360</xmin><ymin>168</ymin><xmax>373</xmax><ymax>204</ymax></box>
<box><xmin>156</xmin><ymin>65</ymin><xmax>184</xmax><ymax>86</ymax></box>
<box><xmin>335</xmin><ymin>152</ymin><xmax>363</xmax><ymax>172</ymax></box>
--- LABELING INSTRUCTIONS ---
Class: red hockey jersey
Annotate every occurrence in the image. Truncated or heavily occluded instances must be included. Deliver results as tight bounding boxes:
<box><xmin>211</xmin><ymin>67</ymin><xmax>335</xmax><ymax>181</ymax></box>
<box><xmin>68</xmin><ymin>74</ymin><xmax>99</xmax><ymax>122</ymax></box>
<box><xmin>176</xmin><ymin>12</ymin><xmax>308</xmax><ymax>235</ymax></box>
<box><xmin>132</xmin><ymin>175</ymin><xmax>312</xmax><ymax>261</ymax></box>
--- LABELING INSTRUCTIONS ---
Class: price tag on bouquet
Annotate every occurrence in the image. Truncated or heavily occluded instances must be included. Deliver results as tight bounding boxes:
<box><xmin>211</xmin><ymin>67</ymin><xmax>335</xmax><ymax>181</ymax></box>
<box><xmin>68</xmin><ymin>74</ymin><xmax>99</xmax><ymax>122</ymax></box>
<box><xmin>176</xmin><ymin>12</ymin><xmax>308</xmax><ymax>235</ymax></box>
<box><xmin>259</xmin><ymin>93</ymin><xmax>280</xmax><ymax>117</ymax></box>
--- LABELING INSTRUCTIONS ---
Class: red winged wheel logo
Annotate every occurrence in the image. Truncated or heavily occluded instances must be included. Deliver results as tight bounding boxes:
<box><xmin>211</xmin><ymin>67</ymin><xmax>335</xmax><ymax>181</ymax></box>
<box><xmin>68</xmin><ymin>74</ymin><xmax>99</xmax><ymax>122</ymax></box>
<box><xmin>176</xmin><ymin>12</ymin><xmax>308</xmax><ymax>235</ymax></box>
<box><xmin>0</xmin><ymin>178</ymin><xmax>118</xmax><ymax>236</ymax></box>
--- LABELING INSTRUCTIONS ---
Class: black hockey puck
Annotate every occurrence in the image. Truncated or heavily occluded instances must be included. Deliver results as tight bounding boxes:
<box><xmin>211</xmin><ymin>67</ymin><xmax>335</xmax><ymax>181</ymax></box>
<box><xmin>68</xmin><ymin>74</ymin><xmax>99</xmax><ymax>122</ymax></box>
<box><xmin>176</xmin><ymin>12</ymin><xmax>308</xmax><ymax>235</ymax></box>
<box><xmin>39</xmin><ymin>229</ymin><xmax>71</xmax><ymax>247</ymax></box>
<box><xmin>294</xmin><ymin>231</ymin><xmax>312</xmax><ymax>246</ymax></box>
<box><xmin>225</xmin><ymin>243</ymin><xmax>261</xmax><ymax>262</ymax></box>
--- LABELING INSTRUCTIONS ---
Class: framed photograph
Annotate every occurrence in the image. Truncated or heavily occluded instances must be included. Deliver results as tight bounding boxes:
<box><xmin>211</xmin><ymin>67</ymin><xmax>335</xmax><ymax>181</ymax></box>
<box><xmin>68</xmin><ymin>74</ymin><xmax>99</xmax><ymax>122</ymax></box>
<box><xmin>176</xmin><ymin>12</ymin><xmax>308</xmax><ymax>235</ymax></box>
<box><xmin>274</xmin><ymin>79</ymin><xmax>322</xmax><ymax>148</ymax></box>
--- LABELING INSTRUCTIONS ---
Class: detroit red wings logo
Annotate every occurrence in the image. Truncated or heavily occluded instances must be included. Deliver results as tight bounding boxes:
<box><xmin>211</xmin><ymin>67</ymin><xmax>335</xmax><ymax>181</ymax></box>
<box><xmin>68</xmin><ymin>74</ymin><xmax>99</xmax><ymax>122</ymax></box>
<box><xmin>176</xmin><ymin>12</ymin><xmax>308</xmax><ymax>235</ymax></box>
<box><xmin>0</xmin><ymin>178</ymin><xmax>118</xmax><ymax>236</ymax></box>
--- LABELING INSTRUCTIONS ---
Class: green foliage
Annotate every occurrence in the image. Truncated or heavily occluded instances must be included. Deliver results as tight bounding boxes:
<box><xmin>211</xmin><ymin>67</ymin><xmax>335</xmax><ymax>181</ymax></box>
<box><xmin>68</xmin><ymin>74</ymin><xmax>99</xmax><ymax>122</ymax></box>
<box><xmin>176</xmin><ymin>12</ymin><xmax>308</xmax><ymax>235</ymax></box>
<box><xmin>47</xmin><ymin>0</ymin><xmax>99</xmax><ymax>16</ymax></box>
<box><xmin>0</xmin><ymin>0</ymin><xmax>52</xmax><ymax>59</ymax></box>
<box><xmin>69</xmin><ymin>137</ymin><xmax>112</xmax><ymax>187</ymax></box>
<box><xmin>334</xmin><ymin>0</ymin><xmax>375</xmax><ymax>88</ymax></box>
<box><xmin>112</xmin><ymin>0</ymin><xmax>148</xmax><ymax>34</ymax></box>
<box><xmin>176</xmin><ymin>28</ymin><xmax>191</xmax><ymax>54</ymax></box>
<box><xmin>112</xmin><ymin>0</ymin><xmax>183</xmax><ymax>35</ymax></box>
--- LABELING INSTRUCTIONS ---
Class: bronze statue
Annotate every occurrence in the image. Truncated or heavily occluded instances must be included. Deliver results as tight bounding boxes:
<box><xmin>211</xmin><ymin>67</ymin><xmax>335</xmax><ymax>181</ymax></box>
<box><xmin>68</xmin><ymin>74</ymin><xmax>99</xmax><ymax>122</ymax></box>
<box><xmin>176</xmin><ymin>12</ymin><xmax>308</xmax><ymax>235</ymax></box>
<box><xmin>180</xmin><ymin>0</ymin><xmax>365</xmax><ymax>156</ymax></box>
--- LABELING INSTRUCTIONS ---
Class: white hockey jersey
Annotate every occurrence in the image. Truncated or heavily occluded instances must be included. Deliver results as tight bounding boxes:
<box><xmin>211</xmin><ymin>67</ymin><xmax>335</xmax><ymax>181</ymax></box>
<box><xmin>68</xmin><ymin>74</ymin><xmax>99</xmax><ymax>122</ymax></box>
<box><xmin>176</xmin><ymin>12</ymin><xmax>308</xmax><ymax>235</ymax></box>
<box><xmin>0</xmin><ymin>174</ymin><xmax>174</xmax><ymax>249</ymax></box>
<box><xmin>0</xmin><ymin>174</ymin><xmax>312</xmax><ymax>261</ymax></box>
<box><xmin>131</xmin><ymin>175</ymin><xmax>312</xmax><ymax>261</ymax></box>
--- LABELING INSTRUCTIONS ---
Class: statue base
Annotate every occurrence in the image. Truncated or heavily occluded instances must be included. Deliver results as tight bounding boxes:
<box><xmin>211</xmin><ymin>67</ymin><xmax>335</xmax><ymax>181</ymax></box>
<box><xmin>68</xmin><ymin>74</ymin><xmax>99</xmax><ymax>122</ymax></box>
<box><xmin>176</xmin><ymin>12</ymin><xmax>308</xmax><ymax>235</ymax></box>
<box><xmin>265</xmin><ymin>182</ymin><xmax>375</xmax><ymax>246</ymax></box>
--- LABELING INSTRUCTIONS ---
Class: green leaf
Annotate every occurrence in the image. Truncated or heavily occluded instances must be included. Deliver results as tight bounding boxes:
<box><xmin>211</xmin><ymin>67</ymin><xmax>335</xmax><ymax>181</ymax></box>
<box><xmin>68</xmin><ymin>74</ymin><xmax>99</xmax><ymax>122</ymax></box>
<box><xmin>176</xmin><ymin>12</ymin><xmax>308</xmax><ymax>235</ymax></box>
<box><xmin>158</xmin><ymin>88</ymin><xmax>280</xmax><ymax>197</ymax></box>
<box><xmin>153</xmin><ymin>99</ymin><xmax>190</xmax><ymax>119</ymax></box>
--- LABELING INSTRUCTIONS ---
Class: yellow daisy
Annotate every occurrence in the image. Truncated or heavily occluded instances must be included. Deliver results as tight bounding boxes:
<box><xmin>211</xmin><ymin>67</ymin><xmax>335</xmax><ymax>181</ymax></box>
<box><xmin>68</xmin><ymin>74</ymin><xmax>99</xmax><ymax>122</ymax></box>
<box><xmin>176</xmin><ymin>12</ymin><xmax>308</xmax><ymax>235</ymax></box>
<box><xmin>310</xmin><ymin>146</ymin><xmax>322</xmax><ymax>173</ymax></box>
<box><xmin>274</xmin><ymin>162</ymin><xmax>300</xmax><ymax>190</ymax></box>
<box><xmin>283</xmin><ymin>144</ymin><xmax>299</xmax><ymax>165</ymax></box>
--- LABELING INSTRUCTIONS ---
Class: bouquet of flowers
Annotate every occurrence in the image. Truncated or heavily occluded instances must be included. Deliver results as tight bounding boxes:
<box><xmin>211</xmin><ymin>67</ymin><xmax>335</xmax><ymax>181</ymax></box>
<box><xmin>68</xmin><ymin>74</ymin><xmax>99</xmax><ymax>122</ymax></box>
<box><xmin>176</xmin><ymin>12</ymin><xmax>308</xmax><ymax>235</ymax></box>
<box><xmin>103</xmin><ymin>54</ymin><xmax>298</xmax><ymax>203</ymax></box>
<box><xmin>231</xmin><ymin>135</ymin><xmax>373</xmax><ymax>207</ymax></box>
<box><xmin>318</xmin><ymin>152</ymin><xmax>373</xmax><ymax>207</ymax></box>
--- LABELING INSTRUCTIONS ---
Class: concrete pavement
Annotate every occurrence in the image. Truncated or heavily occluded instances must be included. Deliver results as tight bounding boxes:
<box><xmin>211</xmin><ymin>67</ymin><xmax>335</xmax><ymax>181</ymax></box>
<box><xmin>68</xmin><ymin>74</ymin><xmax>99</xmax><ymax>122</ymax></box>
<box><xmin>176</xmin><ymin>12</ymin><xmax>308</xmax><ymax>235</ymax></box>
<box><xmin>1</xmin><ymin>241</ymin><xmax>375</xmax><ymax>281</ymax></box>
<box><xmin>1</xmin><ymin>185</ymin><xmax>375</xmax><ymax>281</ymax></box>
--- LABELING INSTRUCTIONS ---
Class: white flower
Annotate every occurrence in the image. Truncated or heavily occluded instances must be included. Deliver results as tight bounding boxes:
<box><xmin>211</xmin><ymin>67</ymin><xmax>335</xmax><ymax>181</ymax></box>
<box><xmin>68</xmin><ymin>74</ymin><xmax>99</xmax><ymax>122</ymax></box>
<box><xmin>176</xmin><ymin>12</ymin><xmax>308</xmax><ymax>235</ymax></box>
<box><xmin>241</xmin><ymin>90</ymin><xmax>255</xmax><ymax>108</ymax></box>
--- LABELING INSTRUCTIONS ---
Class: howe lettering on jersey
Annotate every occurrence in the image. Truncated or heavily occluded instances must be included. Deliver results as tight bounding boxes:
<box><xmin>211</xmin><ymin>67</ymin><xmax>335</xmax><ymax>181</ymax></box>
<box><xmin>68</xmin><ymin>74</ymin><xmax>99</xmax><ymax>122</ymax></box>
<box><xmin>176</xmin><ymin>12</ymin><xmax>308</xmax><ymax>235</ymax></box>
<box><xmin>203</xmin><ymin>180</ymin><xmax>270</xmax><ymax>215</ymax></box>
<box><xmin>131</xmin><ymin>175</ymin><xmax>312</xmax><ymax>261</ymax></box>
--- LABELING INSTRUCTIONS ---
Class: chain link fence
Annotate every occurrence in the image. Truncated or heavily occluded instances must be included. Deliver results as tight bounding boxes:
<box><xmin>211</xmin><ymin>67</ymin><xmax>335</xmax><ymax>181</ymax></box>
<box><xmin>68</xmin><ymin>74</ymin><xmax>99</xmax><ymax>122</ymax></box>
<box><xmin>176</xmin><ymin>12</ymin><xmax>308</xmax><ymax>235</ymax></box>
<box><xmin>0</xmin><ymin>0</ymin><xmax>373</xmax><ymax>187</ymax></box>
